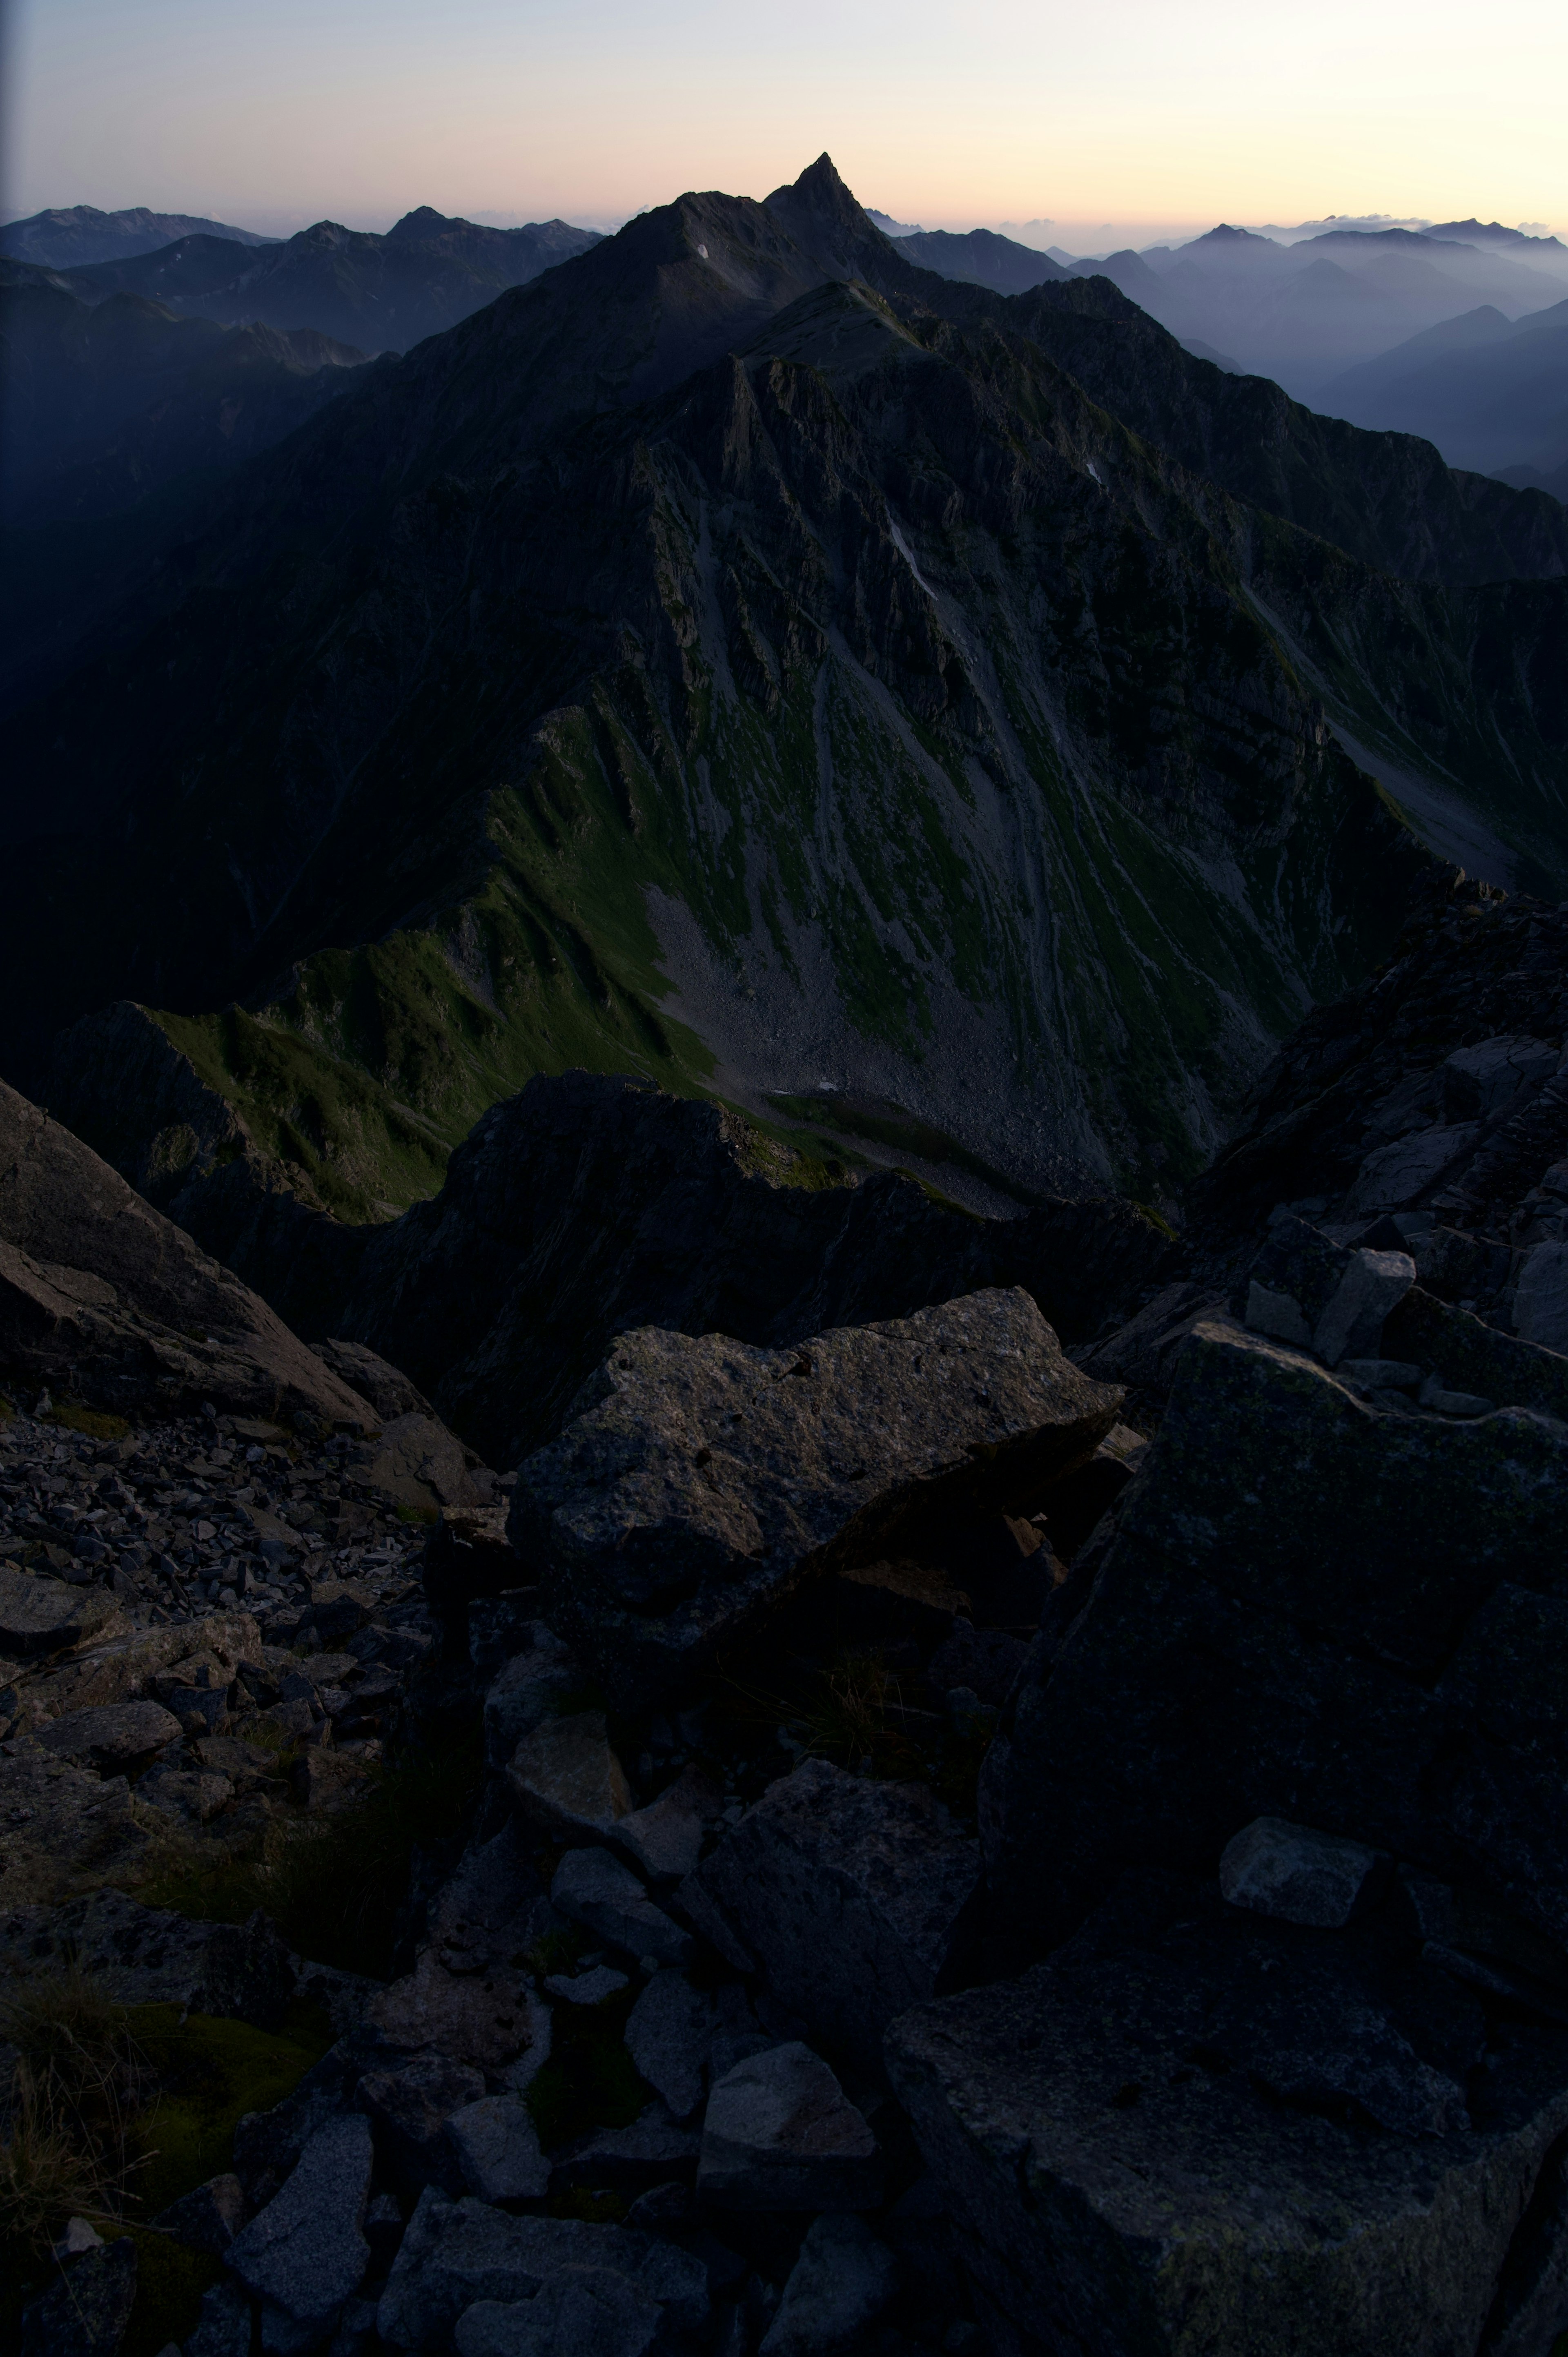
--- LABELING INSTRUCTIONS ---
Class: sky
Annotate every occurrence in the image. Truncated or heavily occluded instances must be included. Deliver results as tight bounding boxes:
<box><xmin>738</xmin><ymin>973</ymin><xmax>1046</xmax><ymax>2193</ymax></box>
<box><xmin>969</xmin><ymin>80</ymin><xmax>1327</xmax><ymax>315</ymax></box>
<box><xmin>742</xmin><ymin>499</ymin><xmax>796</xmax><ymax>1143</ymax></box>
<box><xmin>6</xmin><ymin>0</ymin><xmax>1566</xmax><ymax>248</ymax></box>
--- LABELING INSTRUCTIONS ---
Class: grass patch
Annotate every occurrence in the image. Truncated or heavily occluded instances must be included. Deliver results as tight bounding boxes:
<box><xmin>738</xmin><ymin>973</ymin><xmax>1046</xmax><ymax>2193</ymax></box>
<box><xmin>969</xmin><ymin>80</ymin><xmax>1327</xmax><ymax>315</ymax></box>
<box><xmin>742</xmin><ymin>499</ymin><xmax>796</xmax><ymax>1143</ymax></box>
<box><xmin>525</xmin><ymin>1996</ymin><xmax>650</xmax><ymax>2152</ymax></box>
<box><xmin>40</xmin><ymin>1398</ymin><xmax>131</xmax><ymax>1442</ymax></box>
<box><xmin>138</xmin><ymin>1732</ymin><xmax>483</xmax><ymax>1979</ymax></box>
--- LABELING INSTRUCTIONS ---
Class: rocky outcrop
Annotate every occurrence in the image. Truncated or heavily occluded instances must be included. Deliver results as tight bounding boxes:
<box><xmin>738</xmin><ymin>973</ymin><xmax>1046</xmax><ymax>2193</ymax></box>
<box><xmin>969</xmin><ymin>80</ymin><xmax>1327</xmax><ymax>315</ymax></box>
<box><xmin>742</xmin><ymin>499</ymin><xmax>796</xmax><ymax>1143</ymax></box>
<box><xmin>510</xmin><ymin>1287</ymin><xmax>1121</xmax><ymax>1704</ymax></box>
<box><xmin>0</xmin><ymin>1079</ymin><xmax>378</xmax><ymax>1428</ymax></box>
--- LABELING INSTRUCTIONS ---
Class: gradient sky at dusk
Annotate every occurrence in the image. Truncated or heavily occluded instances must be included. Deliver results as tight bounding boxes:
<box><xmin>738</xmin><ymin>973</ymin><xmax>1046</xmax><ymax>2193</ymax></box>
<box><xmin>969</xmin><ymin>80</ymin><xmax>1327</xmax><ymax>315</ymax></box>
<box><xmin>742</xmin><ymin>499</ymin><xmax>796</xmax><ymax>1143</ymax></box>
<box><xmin>7</xmin><ymin>0</ymin><xmax>1565</xmax><ymax>245</ymax></box>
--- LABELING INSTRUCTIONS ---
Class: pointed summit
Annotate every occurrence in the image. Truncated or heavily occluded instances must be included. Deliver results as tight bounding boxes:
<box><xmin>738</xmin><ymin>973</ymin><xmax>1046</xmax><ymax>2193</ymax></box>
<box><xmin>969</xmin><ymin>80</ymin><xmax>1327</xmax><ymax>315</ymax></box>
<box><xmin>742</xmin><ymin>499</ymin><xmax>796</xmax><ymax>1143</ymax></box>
<box><xmin>764</xmin><ymin>152</ymin><xmax>891</xmax><ymax>278</ymax></box>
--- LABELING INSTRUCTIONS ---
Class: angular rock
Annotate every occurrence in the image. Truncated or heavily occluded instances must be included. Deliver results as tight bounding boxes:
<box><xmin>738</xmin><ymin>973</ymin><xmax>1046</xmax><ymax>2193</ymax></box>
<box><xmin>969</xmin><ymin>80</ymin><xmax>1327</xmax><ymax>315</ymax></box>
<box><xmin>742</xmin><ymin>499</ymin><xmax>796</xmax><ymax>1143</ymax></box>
<box><xmin>698</xmin><ymin>2043</ymin><xmax>882</xmax><ymax>2211</ymax></box>
<box><xmin>0</xmin><ymin>1565</ymin><xmax>120</xmax><ymax>1658</ymax></box>
<box><xmin>368</xmin><ymin>1956</ymin><xmax>552</xmax><ymax>2079</ymax></box>
<box><xmin>225</xmin><ymin>2112</ymin><xmax>373</xmax><ymax>2343</ymax></box>
<box><xmin>886</xmin><ymin>1883</ymin><xmax>1566</xmax><ymax>2357</ymax></box>
<box><xmin>695</xmin><ymin>1757</ymin><xmax>980</xmax><ymax>2072</ymax></box>
<box><xmin>511</xmin><ymin>1288</ymin><xmax>1121</xmax><ymax>1705</ymax></box>
<box><xmin>482</xmin><ymin>1626</ymin><xmax>581</xmax><ymax>1770</ymax></box>
<box><xmin>1515</xmin><ymin>1242</ymin><xmax>1568</xmax><ymax>1355</ymax></box>
<box><xmin>551</xmin><ymin>1847</ymin><xmax>691</xmax><ymax>1966</ymax></box>
<box><xmin>19</xmin><ymin>2234</ymin><xmax>137</xmax><ymax>2357</ymax></box>
<box><xmin>185</xmin><ymin>2279</ymin><xmax>256</xmax><ymax>2357</ymax></box>
<box><xmin>454</xmin><ymin>2273</ymin><xmax>664</xmax><ymax>2357</ymax></box>
<box><xmin>35</xmin><ymin>1698</ymin><xmax>183</xmax><ymax>1771</ymax></box>
<box><xmin>309</xmin><ymin>1338</ymin><xmax>433</xmax><ymax>1422</ymax></box>
<box><xmin>376</xmin><ymin>2192</ymin><xmax>710</xmax><ymax>2347</ymax></box>
<box><xmin>556</xmin><ymin>2104</ymin><xmax>702</xmax><ymax>2192</ymax></box>
<box><xmin>20</xmin><ymin>1610</ymin><xmax>261</xmax><ymax>1717</ymax></box>
<box><xmin>1244</xmin><ymin>1279</ymin><xmax>1313</xmax><ymax>1348</ymax></box>
<box><xmin>1219</xmin><ymin>1817</ymin><xmax>1388</xmax><ymax>1927</ymax></box>
<box><xmin>822</xmin><ymin>1558</ymin><xmax>973</xmax><ymax>1647</ymax></box>
<box><xmin>624</xmin><ymin>1969</ymin><xmax>715</xmax><ymax>2121</ymax></box>
<box><xmin>152</xmin><ymin>2172</ymin><xmax>248</xmax><ymax>2254</ymax></box>
<box><xmin>0</xmin><ymin>1078</ymin><xmax>376</xmax><ymax>1428</ymax></box>
<box><xmin>1441</xmin><ymin>1037</ymin><xmax>1558</xmax><ymax>1123</ymax></box>
<box><xmin>360</xmin><ymin>1414</ymin><xmax>483</xmax><ymax>1516</ymax></box>
<box><xmin>760</xmin><ymin>2212</ymin><xmax>900</xmax><ymax>2357</ymax></box>
<box><xmin>611</xmin><ymin>1763</ymin><xmax>723</xmax><ymax>1887</ymax></box>
<box><xmin>543</xmin><ymin>1965</ymin><xmax>629</xmax><ymax>2007</ymax></box>
<box><xmin>506</xmin><ymin>1711</ymin><xmax>633</xmax><ymax>1839</ymax></box>
<box><xmin>445</xmin><ymin>2096</ymin><xmax>550</xmax><ymax>2203</ymax></box>
<box><xmin>673</xmin><ymin>1872</ymin><xmax>755</xmax><ymax>1973</ymax></box>
<box><xmin>981</xmin><ymin>1320</ymin><xmax>1568</xmax><ymax>1954</ymax></box>
<box><xmin>1312</xmin><ymin>1247</ymin><xmax>1416</xmax><ymax>1366</ymax></box>
<box><xmin>1346</xmin><ymin>1124</ymin><xmax>1481</xmax><ymax>1214</ymax></box>
<box><xmin>359</xmin><ymin>2058</ymin><xmax>486</xmax><ymax>2199</ymax></box>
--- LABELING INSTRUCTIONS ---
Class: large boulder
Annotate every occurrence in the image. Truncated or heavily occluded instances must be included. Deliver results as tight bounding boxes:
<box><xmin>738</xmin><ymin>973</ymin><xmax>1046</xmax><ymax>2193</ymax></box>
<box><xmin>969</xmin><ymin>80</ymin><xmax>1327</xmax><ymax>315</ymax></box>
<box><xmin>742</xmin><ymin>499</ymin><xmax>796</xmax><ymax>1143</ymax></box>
<box><xmin>981</xmin><ymin>1318</ymin><xmax>1568</xmax><ymax>1957</ymax></box>
<box><xmin>886</xmin><ymin>1875</ymin><xmax>1568</xmax><ymax>2357</ymax></box>
<box><xmin>695</xmin><ymin>1757</ymin><xmax>981</xmax><ymax>2074</ymax></box>
<box><xmin>0</xmin><ymin>1081</ymin><xmax>376</xmax><ymax>1428</ymax></box>
<box><xmin>510</xmin><ymin>1289</ymin><xmax>1121</xmax><ymax>1704</ymax></box>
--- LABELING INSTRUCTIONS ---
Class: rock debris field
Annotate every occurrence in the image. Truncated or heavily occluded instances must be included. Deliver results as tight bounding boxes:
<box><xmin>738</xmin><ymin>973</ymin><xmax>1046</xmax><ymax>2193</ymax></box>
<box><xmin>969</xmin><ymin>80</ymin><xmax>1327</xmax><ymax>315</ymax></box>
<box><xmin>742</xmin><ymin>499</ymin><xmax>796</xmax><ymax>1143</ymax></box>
<box><xmin>7</xmin><ymin>877</ymin><xmax>1568</xmax><ymax>2357</ymax></box>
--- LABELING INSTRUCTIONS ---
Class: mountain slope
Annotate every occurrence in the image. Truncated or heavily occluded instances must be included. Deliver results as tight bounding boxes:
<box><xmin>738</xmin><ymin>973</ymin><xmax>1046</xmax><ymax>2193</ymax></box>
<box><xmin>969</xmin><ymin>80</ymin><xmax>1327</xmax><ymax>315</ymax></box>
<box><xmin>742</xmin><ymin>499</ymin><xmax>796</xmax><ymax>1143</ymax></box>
<box><xmin>0</xmin><ymin>204</ymin><xmax>276</xmax><ymax>267</ymax></box>
<box><xmin>4</xmin><ymin>158</ymin><xmax>1564</xmax><ymax>1224</ymax></box>
<box><xmin>55</xmin><ymin>209</ymin><xmax>603</xmax><ymax>352</ymax></box>
<box><xmin>1319</xmin><ymin>298</ymin><xmax>1568</xmax><ymax>475</ymax></box>
<box><xmin>893</xmin><ymin>229</ymin><xmax>1067</xmax><ymax>294</ymax></box>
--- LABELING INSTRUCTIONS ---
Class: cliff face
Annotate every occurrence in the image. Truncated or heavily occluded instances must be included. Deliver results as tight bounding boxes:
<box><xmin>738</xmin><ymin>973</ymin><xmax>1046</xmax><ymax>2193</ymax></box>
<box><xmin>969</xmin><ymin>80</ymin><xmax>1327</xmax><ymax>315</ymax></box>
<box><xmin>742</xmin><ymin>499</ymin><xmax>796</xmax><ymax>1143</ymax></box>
<box><xmin>13</xmin><ymin>162</ymin><xmax>1568</xmax><ymax>1215</ymax></box>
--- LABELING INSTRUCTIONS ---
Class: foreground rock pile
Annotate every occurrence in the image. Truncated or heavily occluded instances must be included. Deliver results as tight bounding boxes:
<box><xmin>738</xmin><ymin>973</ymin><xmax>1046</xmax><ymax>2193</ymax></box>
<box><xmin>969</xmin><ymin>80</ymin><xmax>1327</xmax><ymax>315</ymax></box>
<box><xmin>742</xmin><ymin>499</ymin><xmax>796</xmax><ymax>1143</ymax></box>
<box><xmin>11</xmin><ymin>887</ymin><xmax>1568</xmax><ymax>2357</ymax></box>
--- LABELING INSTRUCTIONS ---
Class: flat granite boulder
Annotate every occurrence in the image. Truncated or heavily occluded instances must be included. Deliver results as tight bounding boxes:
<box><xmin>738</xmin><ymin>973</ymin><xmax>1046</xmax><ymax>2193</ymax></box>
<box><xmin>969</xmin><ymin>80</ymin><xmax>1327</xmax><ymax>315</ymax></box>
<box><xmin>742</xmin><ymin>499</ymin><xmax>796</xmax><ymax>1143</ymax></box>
<box><xmin>886</xmin><ymin>1882</ymin><xmax>1568</xmax><ymax>2357</ymax></box>
<box><xmin>695</xmin><ymin>1757</ymin><xmax>981</xmax><ymax>2074</ymax></box>
<box><xmin>510</xmin><ymin>1288</ymin><xmax>1120</xmax><ymax>1704</ymax></box>
<box><xmin>0</xmin><ymin>1564</ymin><xmax>121</xmax><ymax>1658</ymax></box>
<box><xmin>34</xmin><ymin>1697</ymin><xmax>183</xmax><ymax>1771</ymax></box>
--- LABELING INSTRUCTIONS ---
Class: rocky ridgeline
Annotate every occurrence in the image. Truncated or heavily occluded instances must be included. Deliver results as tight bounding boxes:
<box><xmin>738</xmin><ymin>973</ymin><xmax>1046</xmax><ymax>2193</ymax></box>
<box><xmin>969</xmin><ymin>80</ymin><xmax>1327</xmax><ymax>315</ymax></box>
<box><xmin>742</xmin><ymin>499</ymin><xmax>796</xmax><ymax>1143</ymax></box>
<box><xmin>9</xmin><ymin>879</ymin><xmax>1568</xmax><ymax>2357</ymax></box>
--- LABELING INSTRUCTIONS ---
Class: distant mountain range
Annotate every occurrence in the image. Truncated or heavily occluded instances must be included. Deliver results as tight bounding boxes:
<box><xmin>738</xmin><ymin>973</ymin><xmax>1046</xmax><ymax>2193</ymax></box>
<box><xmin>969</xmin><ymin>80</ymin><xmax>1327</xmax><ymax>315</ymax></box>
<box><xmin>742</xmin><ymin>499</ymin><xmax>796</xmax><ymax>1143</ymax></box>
<box><xmin>1318</xmin><ymin>297</ymin><xmax>1568</xmax><ymax>477</ymax></box>
<box><xmin>0</xmin><ymin>204</ymin><xmax>277</xmax><ymax>268</ymax></box>
<box><xmin>2</xmin><ymin>157</ymin><xmax>1565</xmax><ymax>1242</ymax></box>
<box><xmin>34</xmin><ymin>207</ymin><xmax>602</xmax><ymax>354</ymax></box>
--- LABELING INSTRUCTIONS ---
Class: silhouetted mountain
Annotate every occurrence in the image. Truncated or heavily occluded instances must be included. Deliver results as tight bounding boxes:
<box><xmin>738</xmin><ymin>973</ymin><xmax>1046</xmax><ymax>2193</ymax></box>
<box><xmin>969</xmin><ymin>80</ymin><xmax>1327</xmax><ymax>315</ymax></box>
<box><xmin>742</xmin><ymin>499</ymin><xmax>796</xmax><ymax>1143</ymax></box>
<box><xmin>1497</xmin><ymin>456</ymin><xmax>1568</xmax><ymax>504</ymax></box>
<box><xmin>1</xmin><ymin>279</ymin><xmax>367</xmax><ymax>522</ymax></box>
<box><xmin>891</xmin><ymin>228</ymin><xmax>1066</xmax><ymax>293</ymax></box>
<box><xmin>56</xmin><ymin>209</ymin><xmax>603</xmax><ymax>353</ymax></box>
<box><xmin>1318</xmin><ymin>296</ymin><xmax>1568</xmax><ymax>475</ymax></box>
<box><xmin>0</xmin><ymin>204</ymin><xmax>276</xmax><ymax>268</ymax></box>
<box><xmin>1428</xmin><ymin>219</ymin><xmax>1568</xmax><ymax>254</ymax></box>
<box><xmin>2</xmin><ymin>158</ymin><xmax>1564</xmax><ymax>1229</ymax></box>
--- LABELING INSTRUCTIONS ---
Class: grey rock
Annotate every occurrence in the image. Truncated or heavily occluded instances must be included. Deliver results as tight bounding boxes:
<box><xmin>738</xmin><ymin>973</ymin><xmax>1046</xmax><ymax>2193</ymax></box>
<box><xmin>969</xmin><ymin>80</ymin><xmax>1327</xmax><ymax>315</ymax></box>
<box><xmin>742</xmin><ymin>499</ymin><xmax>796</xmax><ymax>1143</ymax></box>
<box><xmin>1421</xmin><ymin>1378</ymin><xmax>1497</xmax><ymax>1416</ymax></box>
<box><xmin>557</xmin><ymin>2103</ymin><xmax>702</xmax><ymax>2192</ymax></box>
<box><xmin>19</xmin><ymin>2235</ymin><xmax>137</xmax><ymax>2357</ymax></box>
<box><xmin>696</xmin><ymin>1757</ymin><xmax>980</xmax><ymax>2072</ymax></box>
<box><xmin>1441</xmin><ymin>1037</ymin><xmax>1558</xmax><ymax>1123</ymax></box>
<box><xmin>698</xmin><ymin>2043</ymin><xmax>882</xmax><ymax>2211</ymax></box>
<box><xmin>368</xmin><ymin>1955</ymin><xmax>552</xmax><ymax>2078</ymax></box>
<box><xmin>453</xmin><ymin>2272</ymin><xmax>665</xmax><ymax>2357</ymax></box>
<box><xmin>359</xmin><ymin>2058</ymin><xmax>487</xmax><ymax>2198</ymax></box>
<box><xmin>543</xmin><ymin>1965</ymin><xmax>629</xmax><ymax>2006</ymax></box>
<box><xmin>1244</xmin><ymin>1280</ymin><xmax>1312</xmax><ymax>1348</ymax></box>
<box><xmin>0</xmin><ymin>1564</ymin><xmax>120</xmax><ymax>1658</ymax></box>
<box><xmin>483</xmin><ymin>1628</ymin><xmax>581</xmax><ymax>1770</ymax></box>
<box><xmin>1219</xmin><ymin>1817</ymin><xmax>1388</xmax><ymax>1927</ymax></box>
<box><xmin>551</xmin><ymin>1847</ymin><xmax>691</xmax><ymax>1965</ymax></box>
<box><xmin>507</xmin><ymin>1711</ymin><xmax>633</xmax><ymax>1838</ymax></box>
<box><xmin>445</xmin><ymin>2096</ymin><xmax>550</xmax><ymax>2203</ymax></box>
<box><xmin>1346</xmin><ymin>1124</ymin><xmax>1482</xmax><ymax>1215</ymax></box>
<box><xmin>35</xmin><ymin>1697</ymin><xmax>183</xmax><ymax>1770</ymax></box>
<box><xmin>136</xmin><ymin>1764</ymin><xmax>235</xmax><ymax>1821</ymax></box>
<box><xmin>0</xmin><ymin>1077</ymin><xmax>376</xmax><ymax>1430</ymax></box>
<box><xmin>225</xmin><ymin>2112</ymin><xmax>373</xmax><ymax>2339</ymax></box>
<box><xmin>309</xmin><ymin>1337</ymin><xmax>433</xmax><ymax>1423</ymax></box>
<box><xmin>612</xmin><ymin>1763</ymin><xmax>724</xmax><ymax>1886</ymax></box>
<box><xmin>511</xmin><ymin>1288</ymin><xmax>1121</xmax><ymax>1705</ymax></box>
<box><xmin>1312</xmin><ymin>1247</ymin><xmax>1417</xmax><ymax>1366</ymax></box>
<box><xmin>152</xmin><ymin>2172</ymin><xmax>248</xmax><ymax>2254</ymax></box>
<box><xmin>624</xmin><ymin>1969</ymin><xmax>714</xmax><ymax>2120</ymax></box>
<box><xmin>886</xmin><ymin>1889</ymin><xmax>1562</xmax><ymax>2357</ymax></box>
<box><xmin>1515</xmin><ymin>1242</ymin><xmax>1568</xmax><ymax>1354</ymax></box>
<box><xmin>186</xmin><ymin>2279</ymin><xmax>256</xmax><ymax>2357</ymax></box>
<box><xmin>760</xmin><ymin>2213</ymin><xmax>900</xmax><ymax>2357</ymax></box>
<box><xmin>981</xmin><ymin>1320</ymin><xmax>1568</xmax><ymax>1956</ymax></box>
<box><xmin>360</xmin><ymin>1413</ymin><xmax>484</xmax><ymax>1515</ymax></box>
<box><xmin>376</xmin><ymin>2191</ymin><xmax>710</xmax><ymax>2347</ymax></box>
<box><xmin>672</xmin><ymin>1872</ymin><xmax>755</xmax><ymax>1972</ymax></box>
